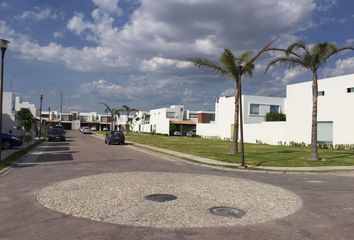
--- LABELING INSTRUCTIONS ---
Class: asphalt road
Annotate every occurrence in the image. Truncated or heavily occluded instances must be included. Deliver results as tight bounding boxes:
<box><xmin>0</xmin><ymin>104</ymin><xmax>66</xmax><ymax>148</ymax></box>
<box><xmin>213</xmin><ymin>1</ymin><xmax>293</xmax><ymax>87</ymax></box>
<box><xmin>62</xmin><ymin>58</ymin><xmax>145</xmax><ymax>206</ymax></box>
<box><xmin>0</xmin><ymin>131</ymin><xmax>354</xmax><ymax>240</ymax></box>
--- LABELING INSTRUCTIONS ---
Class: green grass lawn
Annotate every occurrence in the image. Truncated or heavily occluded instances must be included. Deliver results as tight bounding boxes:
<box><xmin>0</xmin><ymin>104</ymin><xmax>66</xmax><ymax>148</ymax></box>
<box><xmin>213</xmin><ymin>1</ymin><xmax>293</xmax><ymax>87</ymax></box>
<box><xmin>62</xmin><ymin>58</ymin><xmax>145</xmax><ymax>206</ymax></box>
<box><xmin>125</xmin><ymin>133</ymin><xmax>354</xmax><ymax>167</ymax></box>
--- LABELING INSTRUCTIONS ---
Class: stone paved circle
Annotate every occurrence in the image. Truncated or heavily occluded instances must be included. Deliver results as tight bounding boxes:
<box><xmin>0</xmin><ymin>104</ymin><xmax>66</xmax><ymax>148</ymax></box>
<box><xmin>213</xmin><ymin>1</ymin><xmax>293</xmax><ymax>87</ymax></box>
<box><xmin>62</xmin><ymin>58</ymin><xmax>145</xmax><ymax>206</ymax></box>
<box><xmin>36</xmin><ymin>172</ymin><xmax>302</xmax><ymax>228</ymax></box>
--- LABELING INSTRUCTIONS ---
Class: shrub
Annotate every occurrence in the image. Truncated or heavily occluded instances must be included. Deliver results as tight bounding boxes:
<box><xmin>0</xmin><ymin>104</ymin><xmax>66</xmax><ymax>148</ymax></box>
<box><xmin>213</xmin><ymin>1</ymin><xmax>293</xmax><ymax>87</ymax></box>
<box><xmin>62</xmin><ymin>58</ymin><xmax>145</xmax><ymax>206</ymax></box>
<box><xmin>265</xmin><ymin>112</ymin><xmax>286</xmax><ymax>121</ymax></box>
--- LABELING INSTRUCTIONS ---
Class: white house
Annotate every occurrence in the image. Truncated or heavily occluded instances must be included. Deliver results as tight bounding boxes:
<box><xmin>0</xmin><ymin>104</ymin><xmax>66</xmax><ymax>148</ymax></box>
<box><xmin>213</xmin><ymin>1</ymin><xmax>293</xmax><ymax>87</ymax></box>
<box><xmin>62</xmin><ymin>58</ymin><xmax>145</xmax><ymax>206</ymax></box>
<box><xmin>150</xmin><ymin>105</ymin><xmax>186</xmax><ymax>135</ymax></box>
<box><xmin>197</xmin><ymin>73</ymin><xmax>354</xmax><ymax>145</ymax></box>
<box><xmin>2</xmin><ymin>92</ymin><xmax>37</xmax><ymax>134</ymax></box>
<box><xmin>131</xmin><ymin>111</ymin><xmax>152</xmax><ymax>133</ymax></box>
<box><xmin>197</xmin><ymin>95</ymin><xmax>285</xmax><ymax>140</ymax></box>
<box><xmin>15</xmin><ymin>96</ymin><xmax>36</xmax><ymax>117</ymax></box>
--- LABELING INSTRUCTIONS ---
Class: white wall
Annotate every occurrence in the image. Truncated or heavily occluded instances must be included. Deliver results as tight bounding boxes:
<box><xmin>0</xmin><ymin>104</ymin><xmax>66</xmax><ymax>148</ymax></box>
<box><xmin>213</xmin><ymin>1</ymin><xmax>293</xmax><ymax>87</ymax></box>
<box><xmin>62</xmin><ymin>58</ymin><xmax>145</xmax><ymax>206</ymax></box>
<box><xmin>286</xmin><ymin>74</ymin><xmax>354</xmax><ymax>144</ymax></box>
<box><xmin>150</xmin><ymin>108</ymin><xmax>169</xmax><ymax>134</ymax></box>
<box><xmin>197</xmin><ymin>123</ymin><xmax>232</xmax><ymax>140</ymax></box>
<box><xmin>2</xmin><ymin>92</ymin><xmax>16</xmax><ymax>133</ymax></box>
<box><xmin>243</xmin><ymin>122</ymin><xmax>287</xmax><ymax>144</ymax></box>
<box><xmin>15</xmin><ymin>96</ymin><xmax>36</xmax><ymax>117</ymax></box>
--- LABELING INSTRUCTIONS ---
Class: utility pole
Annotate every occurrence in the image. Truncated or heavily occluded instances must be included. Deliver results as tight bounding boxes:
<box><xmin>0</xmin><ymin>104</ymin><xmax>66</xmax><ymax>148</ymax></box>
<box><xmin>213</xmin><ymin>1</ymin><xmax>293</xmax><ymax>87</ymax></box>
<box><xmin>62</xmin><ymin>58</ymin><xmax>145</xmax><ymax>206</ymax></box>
<box><xmin>39</xmin><ymin>95</ymin><xmax>43</xmax><ymax>140</ymax></box>
<box><xmin>60</xmin><ymin>92</ymin><xmax>63</xmax><ymax>113</ymax></box>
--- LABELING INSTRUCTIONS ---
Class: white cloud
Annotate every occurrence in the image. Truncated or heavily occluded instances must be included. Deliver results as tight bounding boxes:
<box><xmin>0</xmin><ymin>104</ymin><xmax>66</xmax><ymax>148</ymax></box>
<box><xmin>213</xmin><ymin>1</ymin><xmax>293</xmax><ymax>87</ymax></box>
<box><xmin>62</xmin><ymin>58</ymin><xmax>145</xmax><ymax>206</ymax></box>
<box><xmin>282</xmin><ymin>69</ymin><xmax>306</xmax><ymax>84</ymax></box>
<box><xmin>16</xmin><ymin>7</ymin><xmax>58</xmax><ymax>21</ymax></box>
<box><xmin>326</xmin><ymin>57</ymin><xmax>354</xmax><ymax>77</ymax></box>
<box><xmin>140</xmin><ymin>57</ymin><xmax>193</xmax><ymax>71</ymax></box>
<box><xmin>92</xmin><ymin>0</ymin><xmax>123</xmax><ymax>16</ymax></box>
<box><xmin>220</xmin><ymin>88</ymin><xmax>235</xmax><ymax>97</ymax></box>
<box><xmin>80</xmin><ymin>79</ymin><xmax>124</xmax><ymax>96</ymax></box>
<box><xmin>53</xmin><ymin>31</ymin><xmax>64</xmax><ymax>38</ymax></box>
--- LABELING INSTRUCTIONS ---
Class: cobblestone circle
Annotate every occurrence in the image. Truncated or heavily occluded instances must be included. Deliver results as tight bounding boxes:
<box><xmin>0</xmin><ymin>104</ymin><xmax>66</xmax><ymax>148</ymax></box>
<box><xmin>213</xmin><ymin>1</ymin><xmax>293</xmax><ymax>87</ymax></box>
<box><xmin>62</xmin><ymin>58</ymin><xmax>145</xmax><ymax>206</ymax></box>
<box><xmin>36</xmin><ymin>172</ymin><xmax>302</xmax><ymax>228</ymax></box>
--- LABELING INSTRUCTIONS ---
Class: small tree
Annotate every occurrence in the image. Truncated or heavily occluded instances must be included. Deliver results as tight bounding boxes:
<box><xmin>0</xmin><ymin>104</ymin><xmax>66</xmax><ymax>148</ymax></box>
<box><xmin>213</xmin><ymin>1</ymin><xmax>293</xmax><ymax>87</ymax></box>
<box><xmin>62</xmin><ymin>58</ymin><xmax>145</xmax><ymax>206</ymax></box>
<box><xmin>15</xmin><ymin>108</ymin><xmax>35</xmax><ymax>142</ymax></box>
<box><xmin>265</xmin><ymin>112</ymin><xmax>286</xmax><ymax>121</ymax></box>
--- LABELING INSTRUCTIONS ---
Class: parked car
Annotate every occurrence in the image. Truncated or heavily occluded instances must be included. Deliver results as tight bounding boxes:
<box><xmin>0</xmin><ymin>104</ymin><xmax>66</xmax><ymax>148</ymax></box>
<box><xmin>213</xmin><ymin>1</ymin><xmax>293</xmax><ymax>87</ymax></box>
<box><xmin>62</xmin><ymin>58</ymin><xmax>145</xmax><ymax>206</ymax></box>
<box><xmin>103</xmin><ymin>127</ymin><xmax>108</xmax><ymax>131</ymax></box>
<box><xmin>48</xmin><ymin>128</ymin><xmax>65</xmax><ymax>142</ymax></box>
<box><xmin>91</xmin><ymin>126</ymin><xmax>97</xmax><ymax>131</ymax></box>
<box><xmin>1</xmin><ymin>133</ymin><xmax>23</xmax><ymax>149</ymax></box>
<box><xmin>105</xmin><ymin>131</ymin><xmax>125</xmax><ymax>145</ymax></box>
<box><xmin>82</xmin><ymin>127</ymin><xmax>92</xmax><ymax>134</ymax></box>
<box><xmin>186</xmin><ymin>129</ymin><xmax>196</xmax><ymax>137</ymax></box>
<box><xmin>173</xmin><ymin>131</ymin><xmax>182</xmax><ymax>136</ymax></box>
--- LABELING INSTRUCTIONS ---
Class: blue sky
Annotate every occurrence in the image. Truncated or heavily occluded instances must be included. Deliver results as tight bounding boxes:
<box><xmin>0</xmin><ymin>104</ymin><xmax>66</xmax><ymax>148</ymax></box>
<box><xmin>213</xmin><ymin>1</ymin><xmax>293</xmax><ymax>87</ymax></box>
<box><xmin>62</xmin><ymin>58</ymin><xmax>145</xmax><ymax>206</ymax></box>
<box><xmin>1</xmin><ymin>0</ymin><xmax>353</xmax><ymax>113</ymax></box>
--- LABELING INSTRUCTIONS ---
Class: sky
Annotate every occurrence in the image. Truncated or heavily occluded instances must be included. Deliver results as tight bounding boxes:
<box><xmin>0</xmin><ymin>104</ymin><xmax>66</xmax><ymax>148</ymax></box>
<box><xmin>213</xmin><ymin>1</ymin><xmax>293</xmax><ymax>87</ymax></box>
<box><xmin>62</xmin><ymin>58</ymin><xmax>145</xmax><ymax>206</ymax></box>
<box><xmin>0</xmin><ymin>0</ymin><xmax>353</xmax><ymax>113</ymax></box>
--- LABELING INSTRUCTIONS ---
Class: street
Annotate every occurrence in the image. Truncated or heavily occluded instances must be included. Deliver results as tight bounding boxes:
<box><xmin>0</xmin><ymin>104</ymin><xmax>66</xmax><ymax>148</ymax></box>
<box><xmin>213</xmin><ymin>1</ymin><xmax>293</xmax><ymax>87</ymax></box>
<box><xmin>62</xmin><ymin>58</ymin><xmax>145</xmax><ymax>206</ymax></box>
<box><xmin>0</xmin><ymin>131</ymin><xmax>354</xmax><ymax>240</ymax></box>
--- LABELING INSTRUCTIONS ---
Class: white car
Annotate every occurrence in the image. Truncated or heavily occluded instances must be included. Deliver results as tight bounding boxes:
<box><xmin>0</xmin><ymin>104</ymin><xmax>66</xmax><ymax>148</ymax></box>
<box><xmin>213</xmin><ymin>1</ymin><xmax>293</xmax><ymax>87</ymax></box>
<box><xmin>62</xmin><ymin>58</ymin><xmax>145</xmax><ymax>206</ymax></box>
<box><xmin>91</xmin><ymin>126</ymin><xmax>97</xmax><ymax>131</ymax></box>
<box><xmin>82</xmin><ymin>126</ymin><xmax>92</xmax><ymax>134</ymax></box>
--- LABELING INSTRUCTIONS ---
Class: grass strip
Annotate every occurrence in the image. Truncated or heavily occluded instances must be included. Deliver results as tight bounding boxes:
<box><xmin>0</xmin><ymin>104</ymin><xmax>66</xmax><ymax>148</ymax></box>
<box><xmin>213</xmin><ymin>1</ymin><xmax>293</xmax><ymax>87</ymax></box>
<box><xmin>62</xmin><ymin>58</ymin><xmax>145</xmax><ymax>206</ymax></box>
<box><xmin>126</xmin><ymin>133</ymin><xmax>354</xmax><ymax>167</ymax></box>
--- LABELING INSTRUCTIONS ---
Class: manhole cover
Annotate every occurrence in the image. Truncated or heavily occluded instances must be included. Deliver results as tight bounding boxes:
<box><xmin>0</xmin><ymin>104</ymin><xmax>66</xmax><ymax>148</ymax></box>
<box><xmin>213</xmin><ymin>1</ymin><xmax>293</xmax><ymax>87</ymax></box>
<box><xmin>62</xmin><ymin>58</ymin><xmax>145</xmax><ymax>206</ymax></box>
<box><xmin>209</xmin><ymin>206</ymin><xmax>246</xmax><ymax>218</ymax></box>
<box><xmin>144</xmin><ymin>194</ymin><xmax>177</xmax><ymax>202</ymax></box>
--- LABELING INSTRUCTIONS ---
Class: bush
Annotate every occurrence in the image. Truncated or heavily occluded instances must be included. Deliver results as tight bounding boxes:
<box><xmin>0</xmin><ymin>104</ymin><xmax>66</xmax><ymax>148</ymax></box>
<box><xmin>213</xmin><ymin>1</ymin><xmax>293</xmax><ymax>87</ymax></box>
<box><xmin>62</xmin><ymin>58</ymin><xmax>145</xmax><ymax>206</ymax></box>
<box><xmin>265</xmin><ymin>112</ymin><xmax>286</xmax><ymax>121</ymax></box>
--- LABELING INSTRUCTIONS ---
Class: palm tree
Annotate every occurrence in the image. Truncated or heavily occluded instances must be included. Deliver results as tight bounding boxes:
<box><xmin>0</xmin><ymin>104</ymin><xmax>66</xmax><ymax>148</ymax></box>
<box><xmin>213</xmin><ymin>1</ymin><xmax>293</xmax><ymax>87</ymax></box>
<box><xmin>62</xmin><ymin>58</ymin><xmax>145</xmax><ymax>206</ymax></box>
<box><xmin>100</xmin><ymin>102</ymin><xmax>120</xmax><ymax>131</ymax></box>
<box><xmin>190</xmin><ymin>41</ymin><xmax>274</xmax><ymax>166</ymax></box>
<box><xmin>119</xmin><ymin>105</ymin><xmax>138</xmax><ymax>132</ymax></box>
<box><xmin>266</xmin><ymin>41</ymin><xmax>354</xmax><ymax>160</ymax></box>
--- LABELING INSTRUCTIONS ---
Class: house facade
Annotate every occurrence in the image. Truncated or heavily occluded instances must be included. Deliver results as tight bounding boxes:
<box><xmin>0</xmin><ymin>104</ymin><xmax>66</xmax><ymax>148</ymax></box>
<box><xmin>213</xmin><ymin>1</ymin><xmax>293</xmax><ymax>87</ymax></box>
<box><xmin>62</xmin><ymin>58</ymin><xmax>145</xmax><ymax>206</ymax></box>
<box><xmin>197</xmin><ymin>95</ymin><xmax>285</xmax><ymax>140</ymax></box>
<box><xmin>197</xmin><ymin>73</ymin><xmax>354</xmax><ymax>145</ymax></box>
<box><xmin>2</xmin><ymin>92</ymin><xmax>37</xmax><ymax>134</ymax></box>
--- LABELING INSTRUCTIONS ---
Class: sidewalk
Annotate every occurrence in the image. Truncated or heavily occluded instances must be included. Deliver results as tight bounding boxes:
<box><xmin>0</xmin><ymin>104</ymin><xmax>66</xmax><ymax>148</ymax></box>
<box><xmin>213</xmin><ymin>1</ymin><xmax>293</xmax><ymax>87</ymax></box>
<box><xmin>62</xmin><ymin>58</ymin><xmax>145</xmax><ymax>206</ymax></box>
<box><xmin>127</xmin><ymin>140</ymin><xmax>354</xmax><ymax>172</ymax></box>
<box><xmin>1</xmin><ymin>140</ymin><xmax>37</xmax><ymax>161</ymax></box>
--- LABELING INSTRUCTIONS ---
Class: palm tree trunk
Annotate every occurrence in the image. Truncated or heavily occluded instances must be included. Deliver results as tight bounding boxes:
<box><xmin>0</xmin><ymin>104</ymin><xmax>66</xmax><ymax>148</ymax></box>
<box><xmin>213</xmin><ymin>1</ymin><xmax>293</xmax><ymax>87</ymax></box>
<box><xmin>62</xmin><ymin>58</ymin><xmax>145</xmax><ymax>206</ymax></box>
<box><xmin>239</xmin><ymin>79</ymin><xmax>245</xmax><ymax>166</ymax></box>
<box><xmin>311</xmin><ymin>72</ymin><xmax>319</xmax><ymax>160</ymax></box>
<box><xmin>231</xmin><ymin>82</ymin><xmax>240</xmax><ymax>154</ymax></box>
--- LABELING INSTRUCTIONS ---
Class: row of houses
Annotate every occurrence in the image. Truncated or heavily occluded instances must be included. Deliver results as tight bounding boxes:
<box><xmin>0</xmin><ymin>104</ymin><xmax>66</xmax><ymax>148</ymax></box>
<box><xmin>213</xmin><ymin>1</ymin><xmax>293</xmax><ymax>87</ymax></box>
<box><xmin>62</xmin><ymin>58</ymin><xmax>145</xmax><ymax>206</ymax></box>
<box><xmin>2</xmin><ymin>93</ymin><xmax>215</xmax><ymax>135</ymax></box>
<box><xmin>2</xmin><ymin>73</ymin><xmax>353</xmax><ymax>145</ymax></box>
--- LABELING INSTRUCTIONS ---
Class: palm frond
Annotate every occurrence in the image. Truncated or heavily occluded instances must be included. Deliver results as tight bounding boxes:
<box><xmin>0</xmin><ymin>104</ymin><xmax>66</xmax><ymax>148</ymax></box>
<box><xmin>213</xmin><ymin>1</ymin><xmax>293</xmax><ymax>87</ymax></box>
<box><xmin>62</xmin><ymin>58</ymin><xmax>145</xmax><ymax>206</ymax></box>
<box><xmin>286</xmin><ymin>41</ymin><xmax>310</xmax><ymax>57</ymax></box>
<box><xmin>189</xmin><ymin>57</ymin><xmax>227</xmax><ymax>75</ymax></box>
<box><xmin>265</xmin><ymin>56</ymin><xmax>305</xmax><ymax>72</ymax></box>
<box><xmin>220</xmin><ymin>49</ymin><xmax>239</xmax><ymax>77</ymax></box>
<box><xmin>99</xmin><ymin>102</ymin><xmax>112</xmax><ymax>114</ymax></box>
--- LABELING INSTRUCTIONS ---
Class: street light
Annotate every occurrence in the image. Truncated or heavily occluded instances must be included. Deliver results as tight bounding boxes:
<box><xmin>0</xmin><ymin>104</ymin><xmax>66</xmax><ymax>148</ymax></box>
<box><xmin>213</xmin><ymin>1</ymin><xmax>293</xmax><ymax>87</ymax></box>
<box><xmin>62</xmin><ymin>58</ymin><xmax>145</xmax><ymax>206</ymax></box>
<box><xmin>0</xmin><ymin>39</ymin><xmax>10</xmax><ymax>160</ymax></box>
<box><xmin>39</xmin><ymin>94</ymin><xmax>43</xmax><ymax>140</ymax></box>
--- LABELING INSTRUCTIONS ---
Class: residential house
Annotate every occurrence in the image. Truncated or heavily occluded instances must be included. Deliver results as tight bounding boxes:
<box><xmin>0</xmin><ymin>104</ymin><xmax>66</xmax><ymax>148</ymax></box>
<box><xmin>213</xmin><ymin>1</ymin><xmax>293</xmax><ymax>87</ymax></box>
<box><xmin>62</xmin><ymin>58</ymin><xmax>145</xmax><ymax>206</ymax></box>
<box><xmin>197</xmin><ymin>95</ymin><xmax>285</xmax><ymax>140</ymax></box>
<box><xmin>197</xmin><ymin>73</ymin><xmax>354</xmax><ymax>145</ymax></box>
<box><xmin>2</xmin><ymin>92</ymin><xmax>37</xmax><ymax>134</ymax></box>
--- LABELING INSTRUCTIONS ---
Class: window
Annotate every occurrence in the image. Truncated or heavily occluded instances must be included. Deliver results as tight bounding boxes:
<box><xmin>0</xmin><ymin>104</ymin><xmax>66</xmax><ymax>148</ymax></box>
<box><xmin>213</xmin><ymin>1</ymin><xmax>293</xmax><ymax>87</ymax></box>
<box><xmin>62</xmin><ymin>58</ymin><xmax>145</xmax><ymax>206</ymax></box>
<box><xmin>166</xmin><ymin>112</ymin><xmax>175</xmax><ymax>118</ymax></box>
<box><xmin>270</xmin><ymin>105</ymin><xmax>280</xmax><ymax>113</ymax></box>
<box><xmin>250</xmin><ymin>104</ymin><xmax>260</xmax><ymax>115</ymax></box>
<box><xmin>61</xmin><ymin>115</ymin><xmax>69</xmax><ymax>121</ymax></box>
<box><xmin>318</xmin><ymin>91</ymin><xmax>325</xmax><ymax>96</ymax></box>
<box><xmin>347</xmin><ymin>87</ymin><xmax>354</xmax><ymax>93</ymax></box>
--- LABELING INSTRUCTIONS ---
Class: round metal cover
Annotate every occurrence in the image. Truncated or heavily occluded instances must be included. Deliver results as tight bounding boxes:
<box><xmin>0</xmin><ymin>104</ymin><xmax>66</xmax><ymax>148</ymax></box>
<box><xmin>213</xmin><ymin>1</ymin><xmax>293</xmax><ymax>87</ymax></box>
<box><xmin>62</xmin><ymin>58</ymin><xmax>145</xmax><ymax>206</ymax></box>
<box><xmin>144</xmin><ymin>193</ymin><xmax>177</xmax><ymax>202</ymax></box>
<box><xmin>209</xmin><ymin>206</ymin><xmax>246</xmax><ymax>218</ymax></box>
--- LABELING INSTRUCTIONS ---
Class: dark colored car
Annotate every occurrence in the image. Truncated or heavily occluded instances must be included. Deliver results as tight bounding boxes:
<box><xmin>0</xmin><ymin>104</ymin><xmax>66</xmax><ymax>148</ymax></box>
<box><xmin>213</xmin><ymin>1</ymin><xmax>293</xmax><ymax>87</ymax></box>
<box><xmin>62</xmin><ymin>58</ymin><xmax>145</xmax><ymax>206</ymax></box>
<box><xmin>1</xmin><ymin>133</ymin><xmax>23</xmax><ymax>149</ymax></box>
<box><xmin>105</xmin><ymin>131</ymin><xmax>125</xmax><ymax>145</ymax></box>
<box><xmin>48</xmin><ymin>128</ymin><xmax>66</xmax><ymax>142</ymax></box>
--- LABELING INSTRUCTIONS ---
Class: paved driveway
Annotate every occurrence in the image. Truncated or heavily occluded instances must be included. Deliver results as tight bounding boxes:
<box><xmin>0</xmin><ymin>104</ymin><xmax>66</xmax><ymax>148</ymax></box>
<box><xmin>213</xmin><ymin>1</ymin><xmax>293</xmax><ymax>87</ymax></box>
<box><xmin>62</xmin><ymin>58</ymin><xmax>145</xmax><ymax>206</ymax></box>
<box><xmin>0</xmin><ymin>131</ymin><xmax>354</xmax><ymax>240</ymax></box>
